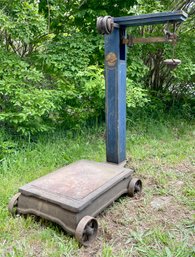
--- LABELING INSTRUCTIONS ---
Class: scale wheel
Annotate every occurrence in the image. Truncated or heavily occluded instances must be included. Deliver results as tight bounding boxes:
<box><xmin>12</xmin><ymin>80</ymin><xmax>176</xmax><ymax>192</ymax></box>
<box><xmin>75</xmin><ymin>216</ymin><xmax>98</xmax><ymax>246</ymax></box>
<box><xmin>128</xmin><ymin>178</ymin><xmax>142</xmax><ymax>197</ymax></box>
<box><xmin>96</xmin><ymin>16</ymin><xmax>114</xmax><ymax>35</ymax></box>
<box><xmin>8</xmin><ymin>192</ymin><xmax>21</xmax><ymax>216</ymax></box>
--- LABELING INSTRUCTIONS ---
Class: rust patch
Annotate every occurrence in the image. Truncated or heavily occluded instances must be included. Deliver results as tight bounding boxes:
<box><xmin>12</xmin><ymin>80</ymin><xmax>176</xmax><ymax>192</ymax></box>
<box><xmin>23</xmin><ymin>161</ymin><xmax>129</xmax><ymax>200</ymax></box>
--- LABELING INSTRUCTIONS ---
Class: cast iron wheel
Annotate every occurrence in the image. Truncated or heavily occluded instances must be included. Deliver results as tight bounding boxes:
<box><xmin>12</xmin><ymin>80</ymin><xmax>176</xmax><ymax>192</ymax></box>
<box><xmin>8</xmin><ymin>192</ymin><xmax>21</xmax><ymax>216</ymax></box>
<box><xmin>75</xmin><ymin>216</ymin><xmax>98</xmax><ymax>246</ymax></box>
<box><xmin>128</xmin><ymin>178</ymin><xmax>142</xmax><ymax>197</ymax></box>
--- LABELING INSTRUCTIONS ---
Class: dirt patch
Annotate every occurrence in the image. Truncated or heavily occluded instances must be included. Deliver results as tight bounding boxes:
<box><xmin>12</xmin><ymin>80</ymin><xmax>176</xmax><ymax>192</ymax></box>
<box><xmin>163</xmin><ymin>160</ymin><xmax>195</xmax><ymax>174</ymax></box>
<box><xmin>150</xmin><ymin>196</ymin><xmax>172</xmax><ymax>210</ymax></box>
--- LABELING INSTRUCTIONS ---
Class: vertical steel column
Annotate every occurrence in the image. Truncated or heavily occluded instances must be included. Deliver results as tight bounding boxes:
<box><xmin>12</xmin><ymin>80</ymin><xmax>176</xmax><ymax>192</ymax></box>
<box><xmin>105</xmin><ymin>27</ymin><xmax>127</xmax><ymax>164</ymax></box>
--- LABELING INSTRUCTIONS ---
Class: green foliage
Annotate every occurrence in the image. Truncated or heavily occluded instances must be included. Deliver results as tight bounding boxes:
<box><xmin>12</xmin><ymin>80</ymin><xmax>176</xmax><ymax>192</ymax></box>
<box><xmin>127</xmin><ymin>58</ymin><xmax>150</xmax><ymax>108</ymax></box>
<box><xmin>0</xmin><ymin>0</ymin><xmax>194</xmax><ymax>135</ymax></box>
<box><xmin>0</xmin><ymin>1</ymin><xmax>105</xmax><ymax>134</ymax></box>
<box><xmin>38</xmin><ymin>0</ymin><xmax>137</xmax><ymax>34</ymax></box>
<box><xmin>0</xmin><ymin>1</ymin><xmax>60</xmax><ymax>134</ymax></box>
<box><xmin>0</xmin><ymin>1</ymin><xmax>47</xmax><ymax>56</ymax></box>
<box><xmin>76</xmin><ymin>65</ymin><xmax>105</xmax><ymax>113</ymax></box>
<box><xmin>127</xmin><ymin>80</ymin><xmax>149</xmax><ymax>108</ymax></box>
<box><xmin>34</xmin><ymin>33</ymin><xmax>104</xmax><ymax>127</ymax></box>
<box><xmin>73</xmin><ymin>0</ymin><xmax>137</xmax><ymax>33</ymax></box>
<box><xmin>127</xmin><ymin>0</ymin><xmax>195</xmax><ymax>110</ymax></box>
<box><xmin>0</xmin><ymin>131</ymin><xmax>17</xmax><ymax>162</ymax></box>
<box><xmin>0</xmin><ymin>48</ymin><xmax>60</xmax><ymax>134</ymax></box>
<box><xmin>171</xmin><ymin>34</ymin><xmax>195</xmax><ymax>100</ymax></box>
<box><xmin>3</xmin><ymin>2</ymin><xmax>46</xmax><ymax>41</ymax></box>
<box><xmin>35</xmin><ymin>33</ymin><xmax>97</xmax><ymax>81</ymax></box>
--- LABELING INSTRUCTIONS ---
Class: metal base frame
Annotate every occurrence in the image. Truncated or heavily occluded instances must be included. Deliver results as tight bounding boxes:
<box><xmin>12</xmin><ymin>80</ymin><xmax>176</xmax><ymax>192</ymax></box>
<box><xmin>8</xmin><ymin>160</ymin><xmax>142</xmax><ymax>245</ymax></box>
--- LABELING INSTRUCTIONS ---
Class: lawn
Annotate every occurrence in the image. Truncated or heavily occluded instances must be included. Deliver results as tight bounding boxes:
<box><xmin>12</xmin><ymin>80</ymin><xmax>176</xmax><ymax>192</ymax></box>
<box><xmin>0</xmin><ymin>117</ymin><xmax>194</xmax><ymax>257</ymax></box>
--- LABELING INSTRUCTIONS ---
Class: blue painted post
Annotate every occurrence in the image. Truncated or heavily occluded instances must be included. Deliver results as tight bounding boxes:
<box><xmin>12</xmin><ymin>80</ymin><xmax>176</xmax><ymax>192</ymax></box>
<box><xmin>100</xmin><ymin>11</ymin><xmax>187</xmax><ymax>164</ymax></box>
<box><xmin>105</xmin><ymin>27</ymin><xmax>127</xmax><ymax>164</ymax></box>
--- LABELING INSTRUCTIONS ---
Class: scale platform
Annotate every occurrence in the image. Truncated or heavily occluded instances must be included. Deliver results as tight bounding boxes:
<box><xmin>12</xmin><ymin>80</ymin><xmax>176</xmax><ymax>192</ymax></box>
<box><xmin>8</xmin><ymin>160</ymin><xmax>142</xmax><ymax>245</ymax></box>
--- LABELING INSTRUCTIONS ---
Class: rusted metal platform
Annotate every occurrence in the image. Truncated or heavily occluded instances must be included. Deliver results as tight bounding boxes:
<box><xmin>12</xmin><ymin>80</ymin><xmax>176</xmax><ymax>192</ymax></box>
<box><xmin>8</xmin><ymin>160</ymin><xmax>141</xmax><ymax>245</ymax></box>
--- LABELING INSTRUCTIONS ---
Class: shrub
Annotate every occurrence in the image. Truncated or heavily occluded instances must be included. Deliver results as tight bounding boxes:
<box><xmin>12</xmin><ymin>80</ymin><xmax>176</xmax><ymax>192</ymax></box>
<box><xmin>0</xmin><ymin>49</ymin><xmax>60</xmax><ymax>135</ymax></box>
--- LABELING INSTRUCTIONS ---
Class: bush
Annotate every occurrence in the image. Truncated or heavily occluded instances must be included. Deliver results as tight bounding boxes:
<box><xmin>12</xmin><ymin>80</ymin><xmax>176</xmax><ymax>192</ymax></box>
<box><xmin>0</xmin><ymin>49</ymin><xmax>60</xmax><ymax>135</ymax></box>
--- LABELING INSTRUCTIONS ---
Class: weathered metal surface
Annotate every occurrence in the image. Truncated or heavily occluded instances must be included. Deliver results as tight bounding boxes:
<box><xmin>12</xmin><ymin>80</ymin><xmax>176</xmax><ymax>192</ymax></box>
<box><xmin>8</xmin><ymin>192</ymin><xmax>21</xmax><ymax>216</ymax></box>
<box><xmin>17</xmin><ymin>168</ymin><xmax>133</xmax><ymax>234</ymax></box>
<box><xmin>9</xmin><ymin>160</ymin><xmax>134</xmax><ymax>242</ymax></box>
<box><xmin>164</xmin><ymin>58</ymin><xmax>181</xmax><ymax>69</ymax></box>
<box><xmin>17</xmin><ymin>194</ymin><xmax>77</xmax><ymax>234</ymax></box>
<box><xmin>97</xmin><ymin>16</ymin><xmax>114</xmax><ymax>35</ymax></box>
<box><xmin>128</xmin><ymin>178</ymin><xmax>142</xmax><ymax>197</ymax></box>
<box><xmin>103</xmin><ymin>11</ymin><xmax>187</xmax><ymax>164</ymax></box>
<box><xmin>105</xmin><ymin>26</ymin><xmax>127</xmax><ymax>164</ymax></box>
<box><xmin>19</xmin><ymin>160</ymin><xmax>132</xmax><ymax>212</ymax></box>
<box><xmin>122</xmin><ymin>36</ymin><xmax>174</xmax><ymax>45</ymax></box>
<box><xmin>75</xmin><ymin>216</ymin><xmax>98</xmax><ymax>246</ymax></box>
<box><xmin>114</xmin><ymin>11</ymin><xmax>187</xmax><ymax>27</ymax></box>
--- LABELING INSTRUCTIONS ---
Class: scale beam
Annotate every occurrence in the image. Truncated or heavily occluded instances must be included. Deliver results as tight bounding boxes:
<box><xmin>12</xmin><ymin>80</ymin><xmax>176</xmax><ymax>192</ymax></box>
<box><xmin>122</xmin><ymin>36</ymin><xmax>175</xmax><ymax>46</ymax></box>
<box><xmin>114</xmin><ymin>11</ymin><xmax>187</xmax><ymax>27</ymax></box>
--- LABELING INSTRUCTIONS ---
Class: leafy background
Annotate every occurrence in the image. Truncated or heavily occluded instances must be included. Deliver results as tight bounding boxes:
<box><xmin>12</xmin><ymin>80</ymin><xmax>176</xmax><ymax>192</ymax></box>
<box><xmin>0</xmin><ymin>0</ymin><xmax>194</xmax><ymax>138</ymax></box>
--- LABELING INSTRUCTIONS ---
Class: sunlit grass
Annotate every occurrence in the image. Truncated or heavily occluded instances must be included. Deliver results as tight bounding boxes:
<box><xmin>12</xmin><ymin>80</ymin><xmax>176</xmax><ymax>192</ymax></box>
<box><xmin>0</xmin><ymin>117</ymin><xmax>194</xmax><ymax>256</ymax></box>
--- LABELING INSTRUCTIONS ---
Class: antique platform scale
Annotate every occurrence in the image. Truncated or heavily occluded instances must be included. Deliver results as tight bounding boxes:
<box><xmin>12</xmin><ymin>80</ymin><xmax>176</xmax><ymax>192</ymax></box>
<box><xmin>8</xmin><ymin>11</ymin><xmax>187</xmax><ymax>246</ymax></box>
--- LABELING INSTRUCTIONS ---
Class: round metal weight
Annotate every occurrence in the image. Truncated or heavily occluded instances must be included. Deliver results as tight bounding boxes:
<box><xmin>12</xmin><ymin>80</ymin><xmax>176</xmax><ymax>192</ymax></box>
<box><xmin>8</xmin><ymin>192</ymin><xmax>21</xmax><ymax>216</ymax></box>
<box><xmin>96</xmin><ymin>16</ymin><xmax>114</xmax><ymax>35</ymax></box>
<box><xmin>128</xmin><ymin>178</ymin><xmax>142</xmax><ymax>197</ymax></box>
<box><xmin>164</xmin><ymin>59</ymin><xmax>181</xmax><ymax>69</ymax></box>
<box><xmin>96</xmin><ymin>16</ymin><xmax>104</xmax><ymax>34</ymax></box>
<box><xmin>75</xmin><ymin>216</ymin><xmax>98</xmax><ymax>246</ymax></box>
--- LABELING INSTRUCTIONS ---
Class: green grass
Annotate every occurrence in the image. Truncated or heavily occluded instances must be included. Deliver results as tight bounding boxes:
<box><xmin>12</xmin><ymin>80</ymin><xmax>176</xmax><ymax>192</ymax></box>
<box><xmin>0</xmin><ymin>117</ymin><xmax>194</xmax><ymax>257</ymax></box>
